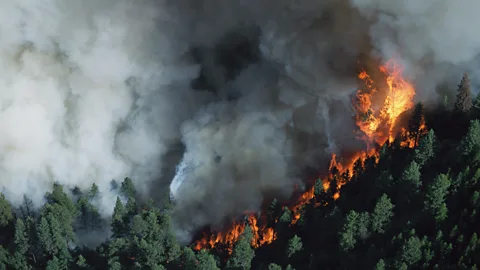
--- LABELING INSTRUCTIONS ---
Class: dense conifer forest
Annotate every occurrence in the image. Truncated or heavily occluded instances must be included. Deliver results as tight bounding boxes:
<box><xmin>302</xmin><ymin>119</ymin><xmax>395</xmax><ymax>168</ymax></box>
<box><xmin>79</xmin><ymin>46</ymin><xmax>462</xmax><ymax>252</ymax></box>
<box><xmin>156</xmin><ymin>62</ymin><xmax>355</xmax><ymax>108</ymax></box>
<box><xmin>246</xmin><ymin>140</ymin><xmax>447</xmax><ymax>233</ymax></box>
<box><xmin>1</xmin><ymin>74</ymin><xmax>480</xmax><ymax>270</ymax></box>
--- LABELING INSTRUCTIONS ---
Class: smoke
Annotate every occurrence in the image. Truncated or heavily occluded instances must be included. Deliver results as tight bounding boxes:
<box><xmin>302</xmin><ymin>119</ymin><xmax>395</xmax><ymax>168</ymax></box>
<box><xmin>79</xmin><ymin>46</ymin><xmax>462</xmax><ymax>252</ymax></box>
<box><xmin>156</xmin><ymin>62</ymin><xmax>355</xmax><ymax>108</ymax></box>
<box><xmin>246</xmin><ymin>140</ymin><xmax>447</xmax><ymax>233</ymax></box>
<box><xmin>349</xmin><ymin>0</ymin><xmax>480</xmax><ymax>97</ymax></box>
<box><xmin>0</xmin><ymin>0</ymin><xmax>206</xmax><ymax>216</ymax></box>
<box><xmin>0</xmin><ymin>0</ymin><xmax>478</xmax><ymax>244</ymax></box>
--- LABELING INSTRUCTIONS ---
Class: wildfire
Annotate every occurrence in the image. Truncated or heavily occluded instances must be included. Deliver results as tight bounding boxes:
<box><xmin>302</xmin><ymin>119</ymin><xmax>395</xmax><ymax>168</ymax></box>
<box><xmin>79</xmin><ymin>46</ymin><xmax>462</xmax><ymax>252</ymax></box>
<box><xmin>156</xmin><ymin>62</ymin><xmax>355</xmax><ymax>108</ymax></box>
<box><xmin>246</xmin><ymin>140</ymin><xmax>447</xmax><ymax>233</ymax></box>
<box><xmin>354</xmin><ymin>59</ymin><xmax>416</xmax><ymax>148</ymax></box>
<box><xmin>193</xmin><ymin>215</ymin><xmax>276</xmax><ymax>254</ymax></box>
<box><xmin>193</xmin><ymin>58</ymin><xmax>425</xmax><ymax>253</ymax></box>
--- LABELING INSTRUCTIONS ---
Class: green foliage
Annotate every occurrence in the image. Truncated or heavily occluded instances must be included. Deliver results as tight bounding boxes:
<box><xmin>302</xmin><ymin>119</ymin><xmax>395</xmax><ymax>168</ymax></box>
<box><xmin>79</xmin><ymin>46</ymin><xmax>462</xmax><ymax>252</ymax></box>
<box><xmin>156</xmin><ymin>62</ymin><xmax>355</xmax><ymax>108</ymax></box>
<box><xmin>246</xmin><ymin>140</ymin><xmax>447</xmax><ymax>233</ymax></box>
<box><xmin>197</xmin><ymin>249</ymin><xmax>220</xmax><ymax>270</ymax></box>
<box><xmin>399</xmin><ymin>236</ymin><xmax>423</xmax><ymax>267</ymax></box>
<box><xmin>424</xmin><ymin>174</ymin><xmax>451</xmax><ymax>222</ymax></box>
<box><xmin>0</xmin><ymin>194</ymin><xmax>12</xmax><ymax>227</ymax></box>
<box><xmin>375</xmin><ymin>259</ymin><xmax>385</xmax><ymax>270</ymax></box>
<box><xmin>454</xmin><ymin>73</ymin><xmax>473</xmax><ymax>113</ymax></box>
<box><xmin>401</xmin><ymin>161</ymin><xmax>422</xmax><ymax>191</ymax></box>
<box><xmin>371</xmin><ymin>194</ymin><xmax>394</xmax><ymax>234</ymax></box>
<box><xmin>12</xmin><ymin>219</ymin><xmax>31</xmax><ymax>270</ymax></box>
<box><xmin>286</xmin><ymin>235</ymin><xmax>303</xmax><ymax>258</ymax></box>
<box><xmin>268</xmin><ymin>263</ymin><xmax>282</xmax><ymax>270</ymax></box>
<box><xmin>414</xmin><ymin>129</ymin><xmax>436</xmax><ymax>166</ymax></box>
<box><xmin>339</xmin><ymin>210</ymin><xmax>360</xmax><ymax>251</ymax></box>
<box><xmin>0</xmin><ymin>86</ymin><xmax>479</xmax><ymax>270</ymax></box>
<box><xmin>227</xmin><ymin>225</ymin><xmax>255</xmax><ymax>269</ymax></box>
<box><xmin>120</xmin><ymin>177</ymin><xmax>136</xmax><ymax>199</ymax></box>
<box><xmin>459</xmin><ymin>120</ymin><xmax>480</xmax><ymax>159</ymax></box>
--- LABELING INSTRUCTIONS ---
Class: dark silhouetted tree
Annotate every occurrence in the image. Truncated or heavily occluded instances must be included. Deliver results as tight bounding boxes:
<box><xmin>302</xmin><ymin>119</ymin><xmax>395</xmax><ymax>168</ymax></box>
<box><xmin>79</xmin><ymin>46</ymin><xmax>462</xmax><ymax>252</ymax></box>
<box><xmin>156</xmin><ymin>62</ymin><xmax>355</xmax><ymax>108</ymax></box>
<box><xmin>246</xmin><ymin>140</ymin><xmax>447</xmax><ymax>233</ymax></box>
<box><xmin>408</xmin><ymin>102</ymin><xmax>426</xmax><ymax>147</ymax></box>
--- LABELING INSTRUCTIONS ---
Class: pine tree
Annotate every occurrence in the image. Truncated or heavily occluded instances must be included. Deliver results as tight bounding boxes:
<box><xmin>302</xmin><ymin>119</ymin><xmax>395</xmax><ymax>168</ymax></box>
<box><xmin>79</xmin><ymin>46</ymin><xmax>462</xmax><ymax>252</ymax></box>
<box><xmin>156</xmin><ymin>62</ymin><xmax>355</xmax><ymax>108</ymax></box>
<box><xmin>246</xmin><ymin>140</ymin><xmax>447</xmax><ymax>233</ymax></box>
<box><xmin>0</xmin><ymin>194</ymin><xmax>13</xmax><ymax>227</ymax></box>
<box><xmin>339</xmin><ymin>211</ymin><xmax>360</xmax><ymax>251</ymax></box>
<box><xmin>111</xmin><ymin>197</ymin><xmax>127</xmax><ymax>238</ymax></box>
<box><xmin>424</xmin><ymin>174</ymin><xmax>451</xmax><ymax>222</ymax></box>
<box><xmin>401</xmin><ymin>161</ymin><xmax>422</xmax><ymax>192</ymax></box>
<box><xmin>400</xmin><ymin>236</ymin><xmax>423</xmax><ymax>267</ymax></box>
<box><xmin>120</xmin><ymin>177</ymin><xmax>136</xmax><ymax>199</ymax></box>
<box><xmin>197</xmin><ymin>250</ymin><xmax>220</xmax><ymax>270</ymax></box>
<box><xmin>12</xmin><ymin>219</ymin><xmax>31</xmax><ymax>269</ymax></box>
<box><xmin>0</xmin><ymin>246</ymin><xmax>9</xmax><ymax>270</ymax></box>
<box><xmin>42</xmin><ymin>184</ymin><xmax>78</xmax><ymax>242</ymax></box>
<box><xmin>371</xmin><ymin>194</ymin><xmax>394</xmax><ymax>234</ymax></box>
<box><xmin>459</xmin><ymin>120</ymin><xmax>480</xmax><ymax>158</ymax></box>
<box><xmin>226</xmin><ymin>225</ymin><xmax>255</xmax><ymax>269</ymax></box>
<box><xmin>414</xmin><ymin>129</ymin><xmax>436</xmax><ymax>166</ymax></box>
<box><xmin>88</xmin><ymin>183</ymin><xmax>99</xmax><ymax>200</ymax></box>
<box><xmin>286</xmin><ymin>235</ymin><xmax>303</xmax><ymax>258</ymax></box>
<box><xmin>181</xmin><ymin>247</ymin><xmax>198</xmax><ymax>269</ymax></box>
<box><xmin>76</xmin><ymin>196</ymin><xmax>102</xmax><ymax>232</ymax></box>
<box><xmin>454</xmin><ymin>73</ymin><xmax>473</xmax><ymax>113</ymax></box>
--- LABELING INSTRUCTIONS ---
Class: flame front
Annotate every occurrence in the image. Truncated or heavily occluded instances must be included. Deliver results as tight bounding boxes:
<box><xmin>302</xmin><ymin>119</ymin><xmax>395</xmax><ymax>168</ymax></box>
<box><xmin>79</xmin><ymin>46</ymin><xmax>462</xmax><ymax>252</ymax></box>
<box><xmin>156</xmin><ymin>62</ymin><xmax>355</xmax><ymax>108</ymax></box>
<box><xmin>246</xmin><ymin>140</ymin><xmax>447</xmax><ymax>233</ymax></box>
<box><xmin>193</xmin><ymin>58</ymin><xmax>425</xmax><ymax>252</ymax></box>
<box><xmin>194</xmin><ymin>215</ymin><xmax>276</xmax><ymax>254</ymax></box>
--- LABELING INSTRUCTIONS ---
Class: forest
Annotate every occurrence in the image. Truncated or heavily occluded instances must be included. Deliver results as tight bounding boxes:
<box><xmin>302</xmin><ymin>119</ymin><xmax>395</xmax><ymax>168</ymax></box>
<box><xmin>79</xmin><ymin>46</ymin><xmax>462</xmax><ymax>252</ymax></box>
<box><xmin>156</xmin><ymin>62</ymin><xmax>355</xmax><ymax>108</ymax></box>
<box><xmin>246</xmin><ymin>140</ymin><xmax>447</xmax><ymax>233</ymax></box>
<box><xmin>0</xmin><ymin>73</ymin><xmax>479</xmax><ymax>270</ymax></box>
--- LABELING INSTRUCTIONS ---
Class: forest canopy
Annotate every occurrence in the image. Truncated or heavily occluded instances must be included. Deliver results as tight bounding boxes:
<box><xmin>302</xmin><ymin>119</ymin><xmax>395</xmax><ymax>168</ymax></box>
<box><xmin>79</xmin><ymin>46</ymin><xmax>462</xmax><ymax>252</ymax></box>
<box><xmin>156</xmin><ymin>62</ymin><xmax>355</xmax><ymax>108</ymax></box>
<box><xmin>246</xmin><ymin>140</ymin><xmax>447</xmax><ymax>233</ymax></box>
<box><xmin>0</xmin><ymin>74</ymin><xmax>479</xmax><ymax>270</ymax></box>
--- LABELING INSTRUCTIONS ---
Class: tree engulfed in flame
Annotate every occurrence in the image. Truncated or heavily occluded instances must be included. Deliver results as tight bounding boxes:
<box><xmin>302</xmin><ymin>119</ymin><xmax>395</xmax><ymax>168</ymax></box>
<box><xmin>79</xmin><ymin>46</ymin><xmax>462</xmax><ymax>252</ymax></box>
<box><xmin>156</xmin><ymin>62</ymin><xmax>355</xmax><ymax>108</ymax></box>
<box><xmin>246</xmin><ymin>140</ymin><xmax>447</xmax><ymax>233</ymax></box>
<box><xmin>193</xmin><ymin>58</ymin><xmax>426</xmax><ymax>252</ymax></box>
<box><xmin>354</xmin><ymin>59</ymin><xmax>417</xmax><ymax>148</ymax></box>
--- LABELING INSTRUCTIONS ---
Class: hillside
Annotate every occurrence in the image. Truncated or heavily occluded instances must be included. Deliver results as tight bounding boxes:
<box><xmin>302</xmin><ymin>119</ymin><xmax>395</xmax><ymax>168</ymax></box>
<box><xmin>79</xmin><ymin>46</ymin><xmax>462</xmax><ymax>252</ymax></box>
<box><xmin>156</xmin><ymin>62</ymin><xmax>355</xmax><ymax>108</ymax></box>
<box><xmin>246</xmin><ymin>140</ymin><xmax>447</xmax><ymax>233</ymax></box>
<box><xmin>0</xmin><ymin>74</ymin><xmax>478</xmax><ymax>269</ymax></box>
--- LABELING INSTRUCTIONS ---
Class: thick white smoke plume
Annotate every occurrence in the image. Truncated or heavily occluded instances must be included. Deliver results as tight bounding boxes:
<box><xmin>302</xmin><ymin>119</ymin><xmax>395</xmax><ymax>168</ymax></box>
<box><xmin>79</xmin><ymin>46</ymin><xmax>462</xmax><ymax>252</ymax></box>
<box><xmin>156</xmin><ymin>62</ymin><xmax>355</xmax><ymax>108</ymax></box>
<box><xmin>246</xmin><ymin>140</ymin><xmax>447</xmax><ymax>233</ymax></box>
<box><xmin>0</xmin><ymin>0</ymin><xmax>479</xmax><ymax>244</ymax></box>
<box><xmin>0</xmin><ymin>0</ymin><xmax>204</xmax><ymax>215</ymax></box>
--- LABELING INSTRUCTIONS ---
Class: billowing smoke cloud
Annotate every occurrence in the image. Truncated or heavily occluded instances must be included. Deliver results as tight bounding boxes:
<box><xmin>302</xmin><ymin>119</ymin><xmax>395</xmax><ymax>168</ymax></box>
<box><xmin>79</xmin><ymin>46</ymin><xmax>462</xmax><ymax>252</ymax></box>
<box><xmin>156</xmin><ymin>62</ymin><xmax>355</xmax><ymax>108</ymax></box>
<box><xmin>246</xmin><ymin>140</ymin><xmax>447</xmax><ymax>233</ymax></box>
<box><xmin>0</xmin><ymin>0</ymin><xmax>478</xmax><ymax>244</ymax></box>
<box><xmin>349</xmin><ymin>0</ymin><xmax>480</xmax><ymax>98</ymax></box>
<box><xmin>0</xmin><ymin>0</ymin><xmax>206</xmax><ymax>216</ymax></box>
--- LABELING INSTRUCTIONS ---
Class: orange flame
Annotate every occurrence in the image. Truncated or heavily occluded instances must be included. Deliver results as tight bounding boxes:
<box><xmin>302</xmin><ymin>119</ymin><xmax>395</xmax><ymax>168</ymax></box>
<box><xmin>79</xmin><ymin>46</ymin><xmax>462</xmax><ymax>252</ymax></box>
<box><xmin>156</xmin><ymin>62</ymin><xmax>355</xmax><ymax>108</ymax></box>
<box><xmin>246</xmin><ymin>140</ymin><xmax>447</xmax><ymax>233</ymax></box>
<box><xmin>194</xmin><ymin>215</ymin><xmax>276</xmax><ymax>254</ymax></box>
<box><xmin>193</xmin><ymin>58</ymin><xmax>425</xmax><ymax>252</ymax></box>
<box><xmin>354</xmin><ymin>59</ymin><xmax>416</xmax><ymax>148</ymax></box>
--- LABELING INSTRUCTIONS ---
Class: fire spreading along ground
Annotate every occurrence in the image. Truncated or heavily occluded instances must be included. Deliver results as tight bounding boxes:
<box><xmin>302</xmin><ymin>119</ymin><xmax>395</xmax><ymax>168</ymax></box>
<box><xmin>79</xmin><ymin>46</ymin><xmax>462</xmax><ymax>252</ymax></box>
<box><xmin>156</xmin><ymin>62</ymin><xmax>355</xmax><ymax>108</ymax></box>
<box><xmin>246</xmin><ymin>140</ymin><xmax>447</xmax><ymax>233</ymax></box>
<box><xmin>193</xmin><ymin>58</ymin><xmax>427</xmax><ymax>254</ymax></box>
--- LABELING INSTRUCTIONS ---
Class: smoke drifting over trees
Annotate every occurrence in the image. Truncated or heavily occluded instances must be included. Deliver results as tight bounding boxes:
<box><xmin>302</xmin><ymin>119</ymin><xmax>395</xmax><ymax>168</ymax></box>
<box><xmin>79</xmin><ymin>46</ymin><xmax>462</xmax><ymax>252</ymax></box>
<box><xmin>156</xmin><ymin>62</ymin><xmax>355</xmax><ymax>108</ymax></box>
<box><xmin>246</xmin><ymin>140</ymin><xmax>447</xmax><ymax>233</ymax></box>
<box><xmin>0</xmin><ymin>0</ymin><xmax>479</xmax><ymax>243</ymax></box>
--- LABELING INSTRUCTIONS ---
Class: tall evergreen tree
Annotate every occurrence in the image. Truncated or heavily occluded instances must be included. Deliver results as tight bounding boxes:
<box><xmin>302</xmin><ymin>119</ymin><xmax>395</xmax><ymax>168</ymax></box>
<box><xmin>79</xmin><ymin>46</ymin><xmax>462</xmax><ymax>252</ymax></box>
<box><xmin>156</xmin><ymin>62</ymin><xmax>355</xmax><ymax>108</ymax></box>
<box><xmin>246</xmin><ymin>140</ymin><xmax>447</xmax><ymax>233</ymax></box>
<box><xmin>414</xmin><ymin>129</ymin><xmax>436</xmax><ymax>167</ymax></box>
<box><xmin>454</xmin><ymin>73</ymin><xmax>473</xmax><ymax>113</ymax></box>
<box><xmin>371</xmin><ymin>194</ymin><xmax>394</xmax><ymax>234</ymax></box>
<box><xmin>226</xmin><ymin>225</ymin><xmax>255</xmax><ymax>270</ymax></box>
<box><xmin>339</xmin><ymin>210</ymin><xmax>360</xmax><ymax>251</ymax></box>
<box><xmin>12</xmin><ymin>219</ymin><xmax>31</xmax><ymax>269</ymax></box>
<box><xmin>424</xmin><ymin>174</ymin><xmax>451</xmax><ymax>222</ymax></box>
<box><xmin>459</xmin><ymin>120</ymin><xmax>480</xmax><ymax>159</ymax></box>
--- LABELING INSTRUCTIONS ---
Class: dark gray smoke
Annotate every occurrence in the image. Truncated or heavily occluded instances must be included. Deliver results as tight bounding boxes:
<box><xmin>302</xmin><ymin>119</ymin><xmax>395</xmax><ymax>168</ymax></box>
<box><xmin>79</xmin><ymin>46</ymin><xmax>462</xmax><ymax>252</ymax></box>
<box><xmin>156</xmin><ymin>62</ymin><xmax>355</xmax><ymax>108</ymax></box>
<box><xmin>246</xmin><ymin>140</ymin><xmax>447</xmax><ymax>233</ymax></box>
<box><xmin>0</xmin><ymin>0</ymin><xmax>477</xmax><ymax>244</ymax></box>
